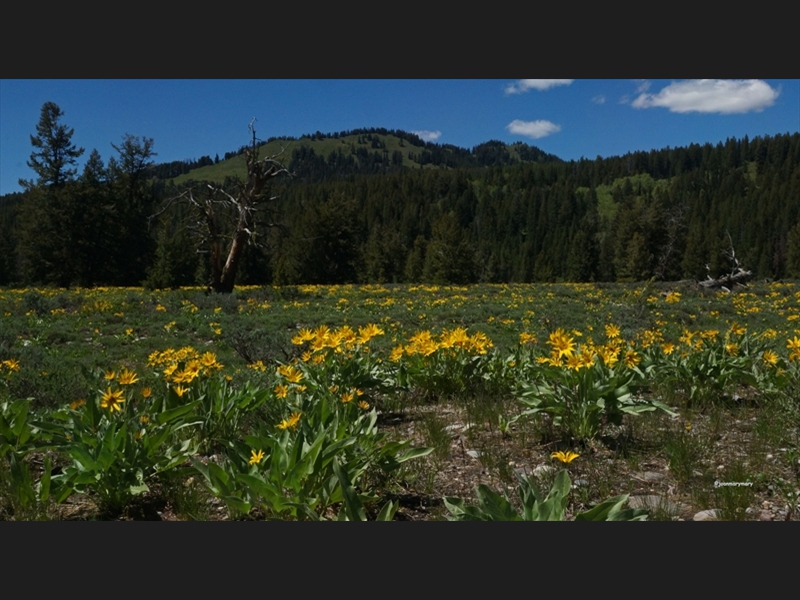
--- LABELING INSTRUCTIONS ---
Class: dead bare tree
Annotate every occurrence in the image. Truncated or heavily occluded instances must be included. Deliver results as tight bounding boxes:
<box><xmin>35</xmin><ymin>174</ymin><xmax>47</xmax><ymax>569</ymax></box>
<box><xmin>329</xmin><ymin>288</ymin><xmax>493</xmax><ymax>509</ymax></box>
<box><xmin>697</xmin><ymin>231</ymin><xmax>753</xmax><ymax>292</ymax></box>
<box><xmin>154</xmin><ymin>118</ymin><xmax>289</xmax><ymax>294</ymax></box>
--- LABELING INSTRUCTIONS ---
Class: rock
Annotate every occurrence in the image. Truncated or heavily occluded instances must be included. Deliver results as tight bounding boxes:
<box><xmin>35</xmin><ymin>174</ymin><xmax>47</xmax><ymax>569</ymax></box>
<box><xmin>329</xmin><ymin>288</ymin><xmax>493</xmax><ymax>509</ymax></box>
<box><xmin>634</xmin><ymin>471</ymin><xmax>666</xmax><ymax>483</ymax></box>
<box><xmin>573</xmin><ymin>479</ymin><xmax>589</xmax><ymax>488</ymax></box>
<box><xmin>532</xmin><ymin>464</ymin><xmax>554</xmax><ymax>477</ymax></box>
<box><xmin>693</xmin><ymin>509</ymin><xmax>720</xmax><ymax>521</ymax></box>
<box><xmin>759</xmin><ymin>511</ymin><xmax>773</xmax><ymax>521</ymax></box>
<box><xmin>465</xmin><ymin>450</ymin><xmax>481</xmax><ymax>459</ymax></box>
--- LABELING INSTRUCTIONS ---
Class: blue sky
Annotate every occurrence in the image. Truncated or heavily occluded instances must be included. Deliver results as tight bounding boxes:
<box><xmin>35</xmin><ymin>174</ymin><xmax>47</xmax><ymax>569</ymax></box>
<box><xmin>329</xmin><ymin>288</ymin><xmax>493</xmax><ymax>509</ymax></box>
<box><xmin>1</xmin><ymin>79</ymin><xmax>798</xmax><ymax>196</ymax></box>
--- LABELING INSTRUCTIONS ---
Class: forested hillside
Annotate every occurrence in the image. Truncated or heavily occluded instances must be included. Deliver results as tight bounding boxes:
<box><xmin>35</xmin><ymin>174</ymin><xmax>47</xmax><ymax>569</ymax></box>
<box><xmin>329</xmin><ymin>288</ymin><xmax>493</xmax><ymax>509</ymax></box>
<box><xmin>1</xmin><ymin>106</ymin><xmax>798</xmax><ymax>289</ymax></box>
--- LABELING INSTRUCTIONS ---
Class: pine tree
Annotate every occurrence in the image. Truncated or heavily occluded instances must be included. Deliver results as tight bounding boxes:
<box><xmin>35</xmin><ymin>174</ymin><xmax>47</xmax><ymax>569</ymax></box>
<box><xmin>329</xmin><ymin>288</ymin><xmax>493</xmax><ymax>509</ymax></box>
<box><xmin>19</xmin><ymin>102</ymin><xmax>84</xmax><ymax>189</ymax></box>
<box><xmin>17</xmin><ymin>102</ymin><xmax>85</xmax><ymax>285</ymax></box>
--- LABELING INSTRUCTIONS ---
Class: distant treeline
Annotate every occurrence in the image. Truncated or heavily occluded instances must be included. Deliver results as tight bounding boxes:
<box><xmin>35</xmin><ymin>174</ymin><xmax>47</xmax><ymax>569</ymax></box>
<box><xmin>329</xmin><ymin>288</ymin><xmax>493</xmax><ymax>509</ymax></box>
<box><xmin>2</xmin><ymin>125</ymin><xmax>798</xmax><ymax>290</ymax></box>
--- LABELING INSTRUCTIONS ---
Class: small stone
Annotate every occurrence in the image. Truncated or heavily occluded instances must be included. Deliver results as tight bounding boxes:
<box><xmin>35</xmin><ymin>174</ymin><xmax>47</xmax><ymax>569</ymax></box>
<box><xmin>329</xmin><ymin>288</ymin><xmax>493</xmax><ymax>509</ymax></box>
<box><xmin>693</xmin><ymin>509</ymin><xmax>720</xmax><ymax>521</ymax></box>
<box><xmin>573</xmin><ymin>479</ymin><xmax>589</xmax><ymax>487</ymax></box>
<box><xmin>466</xmin><ymin>450</ymin><xmax>481</xmax><ymax>459</ymax></box>
<box><xmin>634</xmin><ymin>471</ymin><xmax>666</xmax><ymax>483</ymax></box>
<box><xmin>532</xmin><ymin>464</ymin><xmax>554</xmax><ymax>477</ymax></box>
<box><xmin>759</xmin><ymin>511</ymin><xmax>773</xmax><ymax>521</ymax></box>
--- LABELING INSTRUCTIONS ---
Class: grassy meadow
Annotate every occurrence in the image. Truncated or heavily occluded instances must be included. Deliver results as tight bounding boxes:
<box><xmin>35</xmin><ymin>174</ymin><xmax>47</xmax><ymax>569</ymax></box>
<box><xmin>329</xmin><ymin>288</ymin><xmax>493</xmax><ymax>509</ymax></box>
<box><xmin>2</xmin><ymin>281</ymin><xmax>799</xmax><ymax>520</ymax></box>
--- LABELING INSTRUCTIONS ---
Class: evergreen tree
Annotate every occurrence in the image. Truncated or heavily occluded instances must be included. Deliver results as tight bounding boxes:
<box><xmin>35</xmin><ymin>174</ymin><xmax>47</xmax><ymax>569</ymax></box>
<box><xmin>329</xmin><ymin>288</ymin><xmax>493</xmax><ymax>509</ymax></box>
<box><xmin>16</xmin><ymin>102</ymin><xmax>85</xmax><ymax>285</ymax></box>
<box><xmin>786</xmin><ymin>221</ymin><xmax>800</xmax><ymax>278</ymax></box>
<box><xmin>19</xmin><ymin>102</ymin><xmax>84</xmax><ymax>189</ymax></box>
<box><xmin>108</xmin><ymin>134</ymin><xmax>158</xmax><ymax>285</ymax></box>
<box><xmin>144</xmin><ymin>213</ymin><xmax>199</xmax><ymax>289</ymax></box>
<box><xmin>422</xmin><ymin>212</ymin><xmax>476</xmax><ymax>284</ymax></box>
<box><xmin>404</xmin><ymin>235</ymin><xmax>427</xmax><ymax>283</ymax></box>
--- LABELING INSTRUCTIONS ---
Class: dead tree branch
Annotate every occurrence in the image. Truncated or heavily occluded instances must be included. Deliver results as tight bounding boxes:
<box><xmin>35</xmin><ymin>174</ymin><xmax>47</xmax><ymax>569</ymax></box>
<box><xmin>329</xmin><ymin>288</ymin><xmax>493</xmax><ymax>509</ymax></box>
<box><xmin>152</xmin><ymin>118</ymin><xmax>289</xmax><ymax>293</ymax></box>
<box><xmin>697</xmin><ymin>231</ymin><xmax>753</xmax><ymax>292</ymax></box>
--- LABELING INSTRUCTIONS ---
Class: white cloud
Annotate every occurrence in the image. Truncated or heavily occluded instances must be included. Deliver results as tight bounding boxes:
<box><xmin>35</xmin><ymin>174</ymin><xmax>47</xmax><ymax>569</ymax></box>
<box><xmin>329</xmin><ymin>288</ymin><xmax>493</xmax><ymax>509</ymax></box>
<box><xmin>506</xmin><ymin>119</ymin><xmax>561</xmax><ymax>139</ymax></box>
<box><xmin>592</xmin><ymin>94</ymin><xmax>606</xmax><ymax>104</ymax></box>
<box><xmin>632</xmin><ymin>79</ymin><xmax>779</xmax><ymax>114</ymax></box>
<box><xmin>634</xmin><ymin>79</ymin><xmax>651</xmax><ymax>94</ymax></box>
<box><xmin>411</xmin><ymin>130</ymin><xmax>442</xmax><ymax>142</ymax></box>
<box><xmin>504</xmin><ymin>79</ymin><xmax>574</xmax><ymax>94</ymax></box>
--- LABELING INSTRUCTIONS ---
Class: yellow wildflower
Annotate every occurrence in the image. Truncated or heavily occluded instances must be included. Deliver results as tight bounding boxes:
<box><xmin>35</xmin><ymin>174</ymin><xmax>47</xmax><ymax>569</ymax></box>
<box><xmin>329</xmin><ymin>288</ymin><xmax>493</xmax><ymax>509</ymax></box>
<box><xmin>249</xmin><ymin>449</ymin><xmax>265</xmax><ymax>465</ymax></box>
<box><xmin>200</xmin><ymin>351</ymin><xmax>219</xmax><ymax>368</ymax></box>
<box><xmin>2</xmin><ymin>358</ymin><xmax>20</xmax><ymax>372</ymax></box>
<box><xmin>277</xmin><ymin>412</ymin><xmax>302</xmax><ymax>431</ymax></box>
<box><xmin>730</xmin><ymin>322</ymin><xmax>746</xmax><ymax>336</ymax></box>
<box><xmin>118</xmin><ymin>368</ymin><xmax>139</xmax><ymax>386</ymax></box>
<box><xmin>547</xmin><ymin>329</ymin><xmax>575</xmax><ymax>359</ymax></box>
<box><xmin>100</xmin><ymin>387</ymin><xmax>125</xmax><ymax>412</ymax></box>
<box><xmin>762</xmin><ymin>350</ymin><xmax>779</xmax><ymax>366</ymax></box>
<box><xmin>624</xmin><ymin>350</ymin><xmax>641</xmax><ymax>369</ymax></box>
<box><xmin>551</xmin><ymin>451</ymin><xmax>580</xmax><ymax>464</ymax></box>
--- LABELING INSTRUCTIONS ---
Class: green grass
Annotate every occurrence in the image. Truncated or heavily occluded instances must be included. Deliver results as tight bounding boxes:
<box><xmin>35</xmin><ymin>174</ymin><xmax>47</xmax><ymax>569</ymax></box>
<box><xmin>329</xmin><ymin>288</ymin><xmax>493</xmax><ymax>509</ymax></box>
<box><xmin>169</xmin><ymin>133</ymin><xmax>428</xmax><ymax>186</ymax></box>
<box><xmin>3</xmin><ymin>281</ymin><xmax>800</xmax><ymax>520</ymax></box>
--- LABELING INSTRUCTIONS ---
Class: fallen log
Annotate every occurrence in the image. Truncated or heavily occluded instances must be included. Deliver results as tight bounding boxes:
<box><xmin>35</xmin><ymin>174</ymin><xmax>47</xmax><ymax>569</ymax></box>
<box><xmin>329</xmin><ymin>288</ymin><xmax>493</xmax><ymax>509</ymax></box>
<box><xmin>697</xmin><ymin>269</ymin><xmax>753</xmax><ymax>292</ymax></box>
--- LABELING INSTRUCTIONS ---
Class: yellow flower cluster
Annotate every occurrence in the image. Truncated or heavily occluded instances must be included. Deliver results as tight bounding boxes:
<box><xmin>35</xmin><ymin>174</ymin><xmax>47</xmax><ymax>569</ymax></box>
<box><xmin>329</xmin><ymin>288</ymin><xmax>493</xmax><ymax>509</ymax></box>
<box><xmin>277</xmin><ymin>411</ymin><xmax>302</xmax><ymax>431</ymax></box>
<box><xmin>147</xmin><ymin>346</ymin><xmax>224</xmax><ymax>384</ymax></box>
<box><xmin>390</xmin><ymin>327</ymin><xmax>493</xmax><ymax>361</ymax></box>
<box><xmin>291</xmin><ymin>323</ymin><xmax>385</xmax><ymax>357</ymax></box>
<box><xmin>533</xmin><ymin>326</ymin><xmax>646</xmax><ymax>371</ymax></box>
<box><xmin>787</xmin><ymin>336</ymin><xmax>800</xmax><ymax>362</ymax></box>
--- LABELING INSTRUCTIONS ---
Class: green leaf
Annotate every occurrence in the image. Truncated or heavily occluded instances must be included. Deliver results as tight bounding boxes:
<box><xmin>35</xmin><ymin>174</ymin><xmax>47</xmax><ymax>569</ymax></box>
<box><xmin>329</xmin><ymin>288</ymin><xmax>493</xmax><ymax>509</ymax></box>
<box><xmin>376</xmin><ymin>500</ymin><xmax>398</xmax><ymax>521</ymax></box>
<box><xmin>222</xmin><ymin>495</ymin><xmax>252</xmax><ymax>517</ymax></box>
<box><xmin>474</xmin><ymin>484</ymin><xmax>521</xmax><ymax>521</ymax></box>
<box><xmin>575</xmin><ymin>496</ymin><xmax>629</xmax><ymax>521</ymax></box>
<box><xmin>39</xmin><ymin>456</ymin><xmax>52</xmax><ymax>503</ymax></box>
<box><xmin>333</xmin><ymin>459</ymin><xmax>366</xmax><ymax>522</ymax></box>
<box><xmin>68</xmin><ymin>445</ymin><xmax>100</xmax><ymax>472</ymax></box>
<box><xmin>156</xmin><ymin>401</ymin><xmax>200</xmax><ymax>426</ymax></box>
<box><xmin>129</xmin><ymin>483</ymin><xmax>150</xmax><ymax>495</ymax></box>
<box><xmin>394</xmin><ymin>446</ymin><xmax>434</xmax><ymax>464</ymax></box>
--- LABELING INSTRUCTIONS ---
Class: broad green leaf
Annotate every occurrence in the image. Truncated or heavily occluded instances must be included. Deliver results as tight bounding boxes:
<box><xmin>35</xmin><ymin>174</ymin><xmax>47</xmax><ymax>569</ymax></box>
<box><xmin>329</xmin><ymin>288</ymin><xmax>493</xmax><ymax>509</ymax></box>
<box><xmin>376</xmin><ymin>500</ymin><xmax>398</xmax><ymax>521</ymax></box>
<box><xmin>333</xmin><ymin>459</ymin><xmax>366</xmax><ymax>522</ymax></box>
<box><xmin>474</xmin><ymin>484</ymin><xmax>520</xmax><ymax>521</ymax></box>
<box><xmin>575</xmin><ymin>496</ymin><xmax>629</xmax><ymax>521</ymax></box>
<box><xmin>156</xmin><ymin>401</ymin><xmax>200</xmax><ymax>425</ymax></box>
<box><xmin>39</xmin><ymin>456</ymin><xmax>52</xmax><ymax>503</ymax></box>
